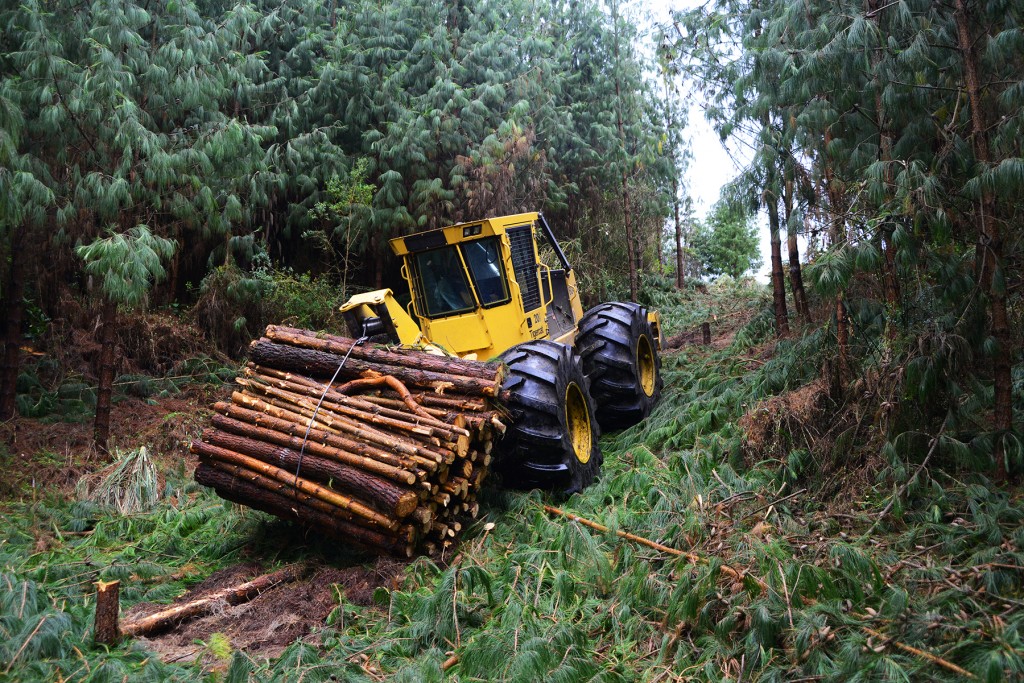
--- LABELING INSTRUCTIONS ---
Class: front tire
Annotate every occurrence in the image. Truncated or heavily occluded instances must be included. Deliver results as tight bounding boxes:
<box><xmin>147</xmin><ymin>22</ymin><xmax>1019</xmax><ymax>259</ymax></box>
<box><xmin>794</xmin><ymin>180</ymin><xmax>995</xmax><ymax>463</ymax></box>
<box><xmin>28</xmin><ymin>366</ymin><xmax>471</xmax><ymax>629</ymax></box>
<box><xmin>576</xmin><ymin>302</ymin><xmax>662</xmax><ymax>430</ymax></box>
<box><xmin>495</xmin><ymin>340</ymin><xmax>601</xmax><ymax>494</ymax></box>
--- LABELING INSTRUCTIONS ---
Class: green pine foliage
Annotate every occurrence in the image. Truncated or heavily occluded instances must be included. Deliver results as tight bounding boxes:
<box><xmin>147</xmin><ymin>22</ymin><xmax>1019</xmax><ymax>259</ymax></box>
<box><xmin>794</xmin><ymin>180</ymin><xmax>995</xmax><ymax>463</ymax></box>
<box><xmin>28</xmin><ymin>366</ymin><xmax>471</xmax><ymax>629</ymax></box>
<box><xmin>3</xmin><ymin>285</ymin><xmax>1020</xmax><ymax>681</ymax></box>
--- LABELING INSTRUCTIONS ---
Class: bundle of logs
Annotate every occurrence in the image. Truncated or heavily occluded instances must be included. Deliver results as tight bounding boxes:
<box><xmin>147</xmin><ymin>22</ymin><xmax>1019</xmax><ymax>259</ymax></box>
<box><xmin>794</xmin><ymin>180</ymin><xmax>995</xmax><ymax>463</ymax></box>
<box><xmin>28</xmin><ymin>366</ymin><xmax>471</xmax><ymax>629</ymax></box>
<box><xmin>191</xmin><ymin>325</ymin><xmax>507</xmax><ymax>557</ymax></box>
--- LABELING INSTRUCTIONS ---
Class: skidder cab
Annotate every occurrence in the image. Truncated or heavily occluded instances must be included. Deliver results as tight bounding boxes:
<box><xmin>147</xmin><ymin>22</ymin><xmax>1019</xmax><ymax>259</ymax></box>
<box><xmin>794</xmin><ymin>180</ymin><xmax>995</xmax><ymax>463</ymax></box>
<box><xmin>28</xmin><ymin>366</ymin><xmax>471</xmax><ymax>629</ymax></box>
<box><xmin>341</xmin><ymin>211</ymin><xmax>663</xmax><ymax>493</ymax></box>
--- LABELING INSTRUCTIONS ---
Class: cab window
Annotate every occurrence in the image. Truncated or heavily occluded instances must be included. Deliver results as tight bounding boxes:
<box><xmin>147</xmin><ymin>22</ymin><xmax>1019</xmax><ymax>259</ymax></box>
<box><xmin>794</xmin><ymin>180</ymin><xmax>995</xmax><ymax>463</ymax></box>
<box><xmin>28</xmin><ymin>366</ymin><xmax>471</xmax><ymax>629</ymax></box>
<box><xmin>412</xmin><ymin>247</ymin><xmax>475</xmax><ymax>317</ymax></box>
<box><xmin>460</xmin><ymin>238</ymin><xmax>510</xmax><ymax>306</ymax></box>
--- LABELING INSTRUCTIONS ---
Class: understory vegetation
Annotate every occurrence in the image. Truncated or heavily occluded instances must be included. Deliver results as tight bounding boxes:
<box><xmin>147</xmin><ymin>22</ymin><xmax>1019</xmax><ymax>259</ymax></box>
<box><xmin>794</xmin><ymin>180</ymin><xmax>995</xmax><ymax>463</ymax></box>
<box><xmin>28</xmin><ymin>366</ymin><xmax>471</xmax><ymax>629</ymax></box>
<box><xmin>2</xmin><ymin>284</ymin><xmax>1021</xmax><ymax>682</ymax></box>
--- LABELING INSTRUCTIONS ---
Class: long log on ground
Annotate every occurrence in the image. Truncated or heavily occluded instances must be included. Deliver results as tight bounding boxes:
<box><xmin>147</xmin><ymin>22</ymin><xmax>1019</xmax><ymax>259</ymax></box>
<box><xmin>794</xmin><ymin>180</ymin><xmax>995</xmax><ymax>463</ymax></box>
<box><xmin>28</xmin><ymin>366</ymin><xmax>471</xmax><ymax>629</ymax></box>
<box><xmin>246</xmin><ymin>391</ymin><xmax>460</xmax><ymax>466</ymax></box>
<box><xmin>119</xmin><ymin>564</ymin><xmax>308</xmax><ymax>638</ymax></box>
<box><xmin>249</xmin><ymin>339</ymin><xmax>506</xmax><ymax>399</ymax></box>
<box><xmin>195</xmin><ymin>464</ymin><xmax>415</xmax><ymax>557</ymax></box>
<box><xmin>189</xmin><ymin>442</ymin><xmax>398</xmax><ymax>531</ymax></box>
<box><xmin>202</xmin><ymin>428</ymin><xmax>418</xmax><ymax>518</ymax></box>
<box><xmin>213</xmin><ymin>403</ymin><xmax>424</xmax><ymax>482</ymax></box>
<box><xmin>265</xmin><ymin>325</ymin><xmax>501</xmax><ymax>380</ymax></box>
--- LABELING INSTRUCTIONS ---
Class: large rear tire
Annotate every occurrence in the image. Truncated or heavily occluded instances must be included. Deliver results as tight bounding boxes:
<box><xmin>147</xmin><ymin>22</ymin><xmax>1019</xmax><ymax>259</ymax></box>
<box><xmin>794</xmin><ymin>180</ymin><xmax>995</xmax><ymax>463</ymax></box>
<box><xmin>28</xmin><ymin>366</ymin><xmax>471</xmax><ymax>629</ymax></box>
<box><xmin>495</xmin><ymin>340</ymin><xmax>601</xmax><ymax>494</ymax></box>
<box><xmin>576</xmin><ymin>302</ymin><xmax>662</xmax><ymax>430</ymax></box>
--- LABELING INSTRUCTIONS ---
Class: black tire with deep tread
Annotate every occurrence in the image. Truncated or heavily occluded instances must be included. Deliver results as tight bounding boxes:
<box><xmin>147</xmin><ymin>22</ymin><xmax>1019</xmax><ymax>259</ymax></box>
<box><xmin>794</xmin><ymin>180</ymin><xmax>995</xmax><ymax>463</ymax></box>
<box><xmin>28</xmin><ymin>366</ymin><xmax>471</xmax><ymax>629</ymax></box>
<box><xmin>495</xmin><ymin>340</ymin><xmax>602</xmax><ymax>494</ymax></box>
<box><xmin>576</xmin><ymin>302</ymin><xmax>663</xmax><ymax>430</ymax></box>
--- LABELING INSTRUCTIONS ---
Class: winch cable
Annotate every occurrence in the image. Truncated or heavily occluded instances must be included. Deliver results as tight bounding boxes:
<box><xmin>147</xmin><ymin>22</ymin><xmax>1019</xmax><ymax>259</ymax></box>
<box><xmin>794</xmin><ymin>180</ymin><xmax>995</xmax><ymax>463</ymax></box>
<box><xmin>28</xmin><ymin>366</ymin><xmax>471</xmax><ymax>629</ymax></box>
<box><xmin>292</xmin><ymin>335</ymin><xmax>368</xmax><ymax>486</ymax></box>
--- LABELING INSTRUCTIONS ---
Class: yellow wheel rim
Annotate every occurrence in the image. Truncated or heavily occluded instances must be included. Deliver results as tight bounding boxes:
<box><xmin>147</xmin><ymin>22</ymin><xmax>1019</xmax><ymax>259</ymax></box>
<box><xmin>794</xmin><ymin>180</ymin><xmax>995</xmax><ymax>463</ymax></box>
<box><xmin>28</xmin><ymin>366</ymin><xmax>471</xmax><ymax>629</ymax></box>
<box><xmin>565</xmin><ymin>382</ymin><xmax>592</xmax><ymax>464</ymax></box>
<box><xmin>637</xmin><ymin>334</ymin><xmax>656</xmax><ymax>397</ymax></box>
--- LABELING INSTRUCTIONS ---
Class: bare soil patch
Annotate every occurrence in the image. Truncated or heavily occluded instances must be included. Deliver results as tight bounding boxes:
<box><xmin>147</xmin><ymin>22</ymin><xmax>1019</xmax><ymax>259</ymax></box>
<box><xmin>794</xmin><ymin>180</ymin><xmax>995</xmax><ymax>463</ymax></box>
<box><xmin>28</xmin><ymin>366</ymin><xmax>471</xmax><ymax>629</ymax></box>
<box><xmin>130</xmin><ymin>557</ymin><xmax>407</xmax><ymax>666</ymax></box>
<box><xmin>0</xmin><ymin>384</ymin><xmax>224</xmax><ymax>500</ymax></box>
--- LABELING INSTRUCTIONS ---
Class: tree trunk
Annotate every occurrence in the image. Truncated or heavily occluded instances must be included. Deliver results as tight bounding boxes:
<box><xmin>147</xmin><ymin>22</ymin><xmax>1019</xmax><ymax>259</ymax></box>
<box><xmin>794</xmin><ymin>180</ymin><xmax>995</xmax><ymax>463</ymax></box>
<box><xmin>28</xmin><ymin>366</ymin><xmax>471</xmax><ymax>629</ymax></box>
<box><xmin>954</xmin><ymin>0</ymin><xmax>1011</xmax><ymax>480</ymax></box>
<box><xmin>868</xmin><ymin>0</ymin><xmax>901</xmax><ymax>311</ymax></box>
<box><xmin>0</xmin><ymin>231</ymin><xmax>26</xmax><ymax>420</ymax></box>
<box><xmin>674</xmin><ymin>187</ymin><xmax>684</xmax><ymax>288</ymax></box>
<box><xmin>822</xmin><ymin>131</ymin><xmax>850</xmax><ymax>382</ymax></box>
<box><xmin>766</xmin><ymin>194</ymin><xmax>790</xmax><ymax>337</ymax></box>
<box><xmin>93</xmin><ymin>580</ymin><xmax>121</xmax><ymax>646</ymax></box>
<box><xmin>783</xmin><ymin>174</ymin><xmax>811</xmax><ymax>321</ymax></box>
<box><xmin>94</xmin><ymin>300</ymin><xmax>117</xmax><ymax>455</ymax></box>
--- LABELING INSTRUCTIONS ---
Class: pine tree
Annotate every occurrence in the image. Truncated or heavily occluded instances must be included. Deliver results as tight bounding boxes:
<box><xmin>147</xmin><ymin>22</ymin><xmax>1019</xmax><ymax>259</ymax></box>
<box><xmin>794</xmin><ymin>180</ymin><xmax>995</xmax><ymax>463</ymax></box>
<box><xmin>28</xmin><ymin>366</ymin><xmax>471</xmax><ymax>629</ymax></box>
<box><xmin>76</xmin><ymin>227</ymin><xmax>175</xmax><ymax>453</ymax></box>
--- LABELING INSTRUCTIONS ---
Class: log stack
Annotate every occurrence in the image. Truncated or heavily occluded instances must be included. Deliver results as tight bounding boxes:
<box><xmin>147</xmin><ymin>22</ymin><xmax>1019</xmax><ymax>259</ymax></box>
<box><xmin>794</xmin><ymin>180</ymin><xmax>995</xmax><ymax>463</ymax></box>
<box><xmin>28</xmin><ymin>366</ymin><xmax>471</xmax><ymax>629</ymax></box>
<box><xmin>191</xmin><ymin>325</ymin><xmax>506</xmax><ymax>557</ymax></box>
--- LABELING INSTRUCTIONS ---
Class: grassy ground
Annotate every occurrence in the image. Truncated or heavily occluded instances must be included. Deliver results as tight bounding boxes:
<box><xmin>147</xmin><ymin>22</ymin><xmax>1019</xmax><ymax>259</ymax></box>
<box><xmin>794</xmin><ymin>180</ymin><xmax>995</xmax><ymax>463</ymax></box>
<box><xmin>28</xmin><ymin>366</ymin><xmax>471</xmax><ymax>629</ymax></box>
<box><xmin>1</xmin><ymin>281</ymin><xmax>1021</xmax><ymax>682</ymax></box>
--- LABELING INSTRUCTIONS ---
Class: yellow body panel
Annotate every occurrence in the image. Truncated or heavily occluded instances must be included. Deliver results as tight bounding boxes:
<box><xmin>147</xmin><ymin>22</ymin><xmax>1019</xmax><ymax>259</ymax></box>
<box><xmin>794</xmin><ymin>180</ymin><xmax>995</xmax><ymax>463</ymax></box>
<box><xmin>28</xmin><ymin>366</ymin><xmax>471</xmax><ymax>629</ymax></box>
<box><xmin>389</xmin><ymin>213</ymin><xmax>560</xmax><ymax>361</ymax></box>
<box><xmin>339</xmin><ymin>289</ymin><xmax>424</xmax><ymax>345</ymax></box>
<box><xmin>339</xmin><ymin>212</ymin><xmax>647</xmax><ymax>363</ymax></box>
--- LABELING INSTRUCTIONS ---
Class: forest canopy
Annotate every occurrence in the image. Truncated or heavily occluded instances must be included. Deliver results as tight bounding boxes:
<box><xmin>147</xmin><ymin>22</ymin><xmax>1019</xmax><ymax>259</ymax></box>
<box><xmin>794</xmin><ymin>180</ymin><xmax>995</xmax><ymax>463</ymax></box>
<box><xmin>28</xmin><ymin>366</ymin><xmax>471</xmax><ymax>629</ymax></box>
<box><xmin>0</xmin><ymin>0</ymin><xmax>682</xmax><ymax>416</ymax></box>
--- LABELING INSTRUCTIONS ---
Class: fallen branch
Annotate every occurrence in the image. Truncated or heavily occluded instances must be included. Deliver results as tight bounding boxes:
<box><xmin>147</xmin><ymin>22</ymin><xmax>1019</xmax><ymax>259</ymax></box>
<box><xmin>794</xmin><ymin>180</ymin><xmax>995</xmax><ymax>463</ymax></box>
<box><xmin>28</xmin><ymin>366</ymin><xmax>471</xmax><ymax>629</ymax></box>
<box><xmin>542</xmin><ymin>505</ymin><xmax>767</xmax><ymax>589</ymax></box>
<box><xmin>861</xmin><ymin>626</ymin><xmax>975</xmax><ymax>679</ymax></box>
<box><xmin>120</xmin><ymin>565</ymin><xmax>308</xmax><ymax>639</ymax></box>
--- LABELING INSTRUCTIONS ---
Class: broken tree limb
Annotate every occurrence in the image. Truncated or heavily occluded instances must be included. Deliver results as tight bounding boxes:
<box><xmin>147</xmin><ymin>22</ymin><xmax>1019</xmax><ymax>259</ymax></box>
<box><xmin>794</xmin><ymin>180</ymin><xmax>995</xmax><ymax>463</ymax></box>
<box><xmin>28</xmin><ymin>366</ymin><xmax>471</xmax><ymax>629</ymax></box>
<box><xmin>542</xmin><ymin>505</ymin><xmax>767</xmax><ymax>589</ymax></box>
<box><xmin>119</xmin><ymin>565</ymin><xmax>308</xmax><ymax>639</ymax></box>
<box><xmin>860</xmin><ymin>626</ymin><xmax>976</xmax><ymax>679</ymax></box>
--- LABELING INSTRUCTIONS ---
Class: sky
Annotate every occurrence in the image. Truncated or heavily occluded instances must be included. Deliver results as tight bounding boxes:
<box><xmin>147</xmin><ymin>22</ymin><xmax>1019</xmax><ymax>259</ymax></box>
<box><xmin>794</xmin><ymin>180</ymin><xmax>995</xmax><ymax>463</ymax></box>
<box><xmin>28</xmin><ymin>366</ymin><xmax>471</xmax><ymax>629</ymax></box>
<box><xmin>640</xmin><ymin>0</ymin><xmax>776</xmax><ymax>282</ymax></box>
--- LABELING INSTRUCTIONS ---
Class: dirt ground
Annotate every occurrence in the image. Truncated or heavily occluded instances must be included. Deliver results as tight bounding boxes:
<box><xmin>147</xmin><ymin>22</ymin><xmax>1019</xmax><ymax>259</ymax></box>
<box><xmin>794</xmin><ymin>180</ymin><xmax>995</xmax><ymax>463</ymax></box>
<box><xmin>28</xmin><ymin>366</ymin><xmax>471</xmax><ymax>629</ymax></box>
<box><xmin>127</xmin><ymin>558</ymin><xmax>407</xmax><ymax>665</ymax></box>
<box><xmin>0</xmin><ymin>383</ymin><xmax>222</xmax><ymax>499</ymax></box>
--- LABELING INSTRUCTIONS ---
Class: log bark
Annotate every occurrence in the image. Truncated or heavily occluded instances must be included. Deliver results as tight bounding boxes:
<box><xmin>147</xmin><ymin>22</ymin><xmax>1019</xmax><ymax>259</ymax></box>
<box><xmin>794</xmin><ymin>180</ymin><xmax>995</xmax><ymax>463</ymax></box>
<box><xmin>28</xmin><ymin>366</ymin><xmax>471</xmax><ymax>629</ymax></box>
<box><xmin>249</xmin><ymin>339</ymin><xmax>504</xmax><ymax>399</ymax></box>
<box><xmin>202</xmin><ymin>428</ymin><xmax>418</xmax><ymax>518</ymax></box>
<box><xmin>190</xmin><ymin>442</ymin><xmax>398</xmax><ymax>531</ymax></box>
<box><xmin>197</xmin><ymin>460</ymin><xmax>416</xmax><ymax>546</ymax></box>
<box><xmin>265</xmin><ymin>325</ymin><xmax>501</xmax><ymax>381</ymax></box>
<box><xmin>244</xmin><ymin>368</ymin><xmax>467</xmax><ymax>435</ymax></box>
<box><xmin>215</xmin><ymin>401</ymin><xmax>424</xmax><ymax>481</ymax></box>
<box><xmin>232</xmin><ymin>391</ymin><xmax>450</xmax><ymax>466</ymax></box>
<box><xmin>119</xmin><ymin>565</ymin><xmax>307</xmax><ymax>638</ymax></box>
<box><xmin>195</xmin><ymin>464</ymin><xmax>414</xmax><ymax>556</ymax></box>
<box><xmin>240</xmin><ymin>378</ymin><xmax>461</xmax><ymax>442</ymax></box>
<box><xmin>94</xmin><ymin>580</ymin><xmax>120</xmax><ymax>646</ymax></box>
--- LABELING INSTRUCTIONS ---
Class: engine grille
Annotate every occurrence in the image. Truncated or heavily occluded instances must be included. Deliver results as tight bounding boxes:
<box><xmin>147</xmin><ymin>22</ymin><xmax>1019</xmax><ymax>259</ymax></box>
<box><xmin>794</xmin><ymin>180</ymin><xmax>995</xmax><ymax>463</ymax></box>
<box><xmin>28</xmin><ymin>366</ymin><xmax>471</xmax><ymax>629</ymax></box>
<box><xmin>507</xmin><ymin>225</ymin><xmax>541</xmax><ymax>312</ymax></box>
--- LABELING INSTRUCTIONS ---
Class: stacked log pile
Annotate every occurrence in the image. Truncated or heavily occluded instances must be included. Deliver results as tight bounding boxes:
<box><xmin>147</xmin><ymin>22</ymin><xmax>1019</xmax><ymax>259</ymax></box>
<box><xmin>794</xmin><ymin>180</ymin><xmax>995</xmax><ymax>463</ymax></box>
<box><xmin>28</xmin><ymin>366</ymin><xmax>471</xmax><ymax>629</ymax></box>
<box><xmin>191</xmin><ymin>325</ymin><xmax>506</xmax><ymax>557</ymax></box>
